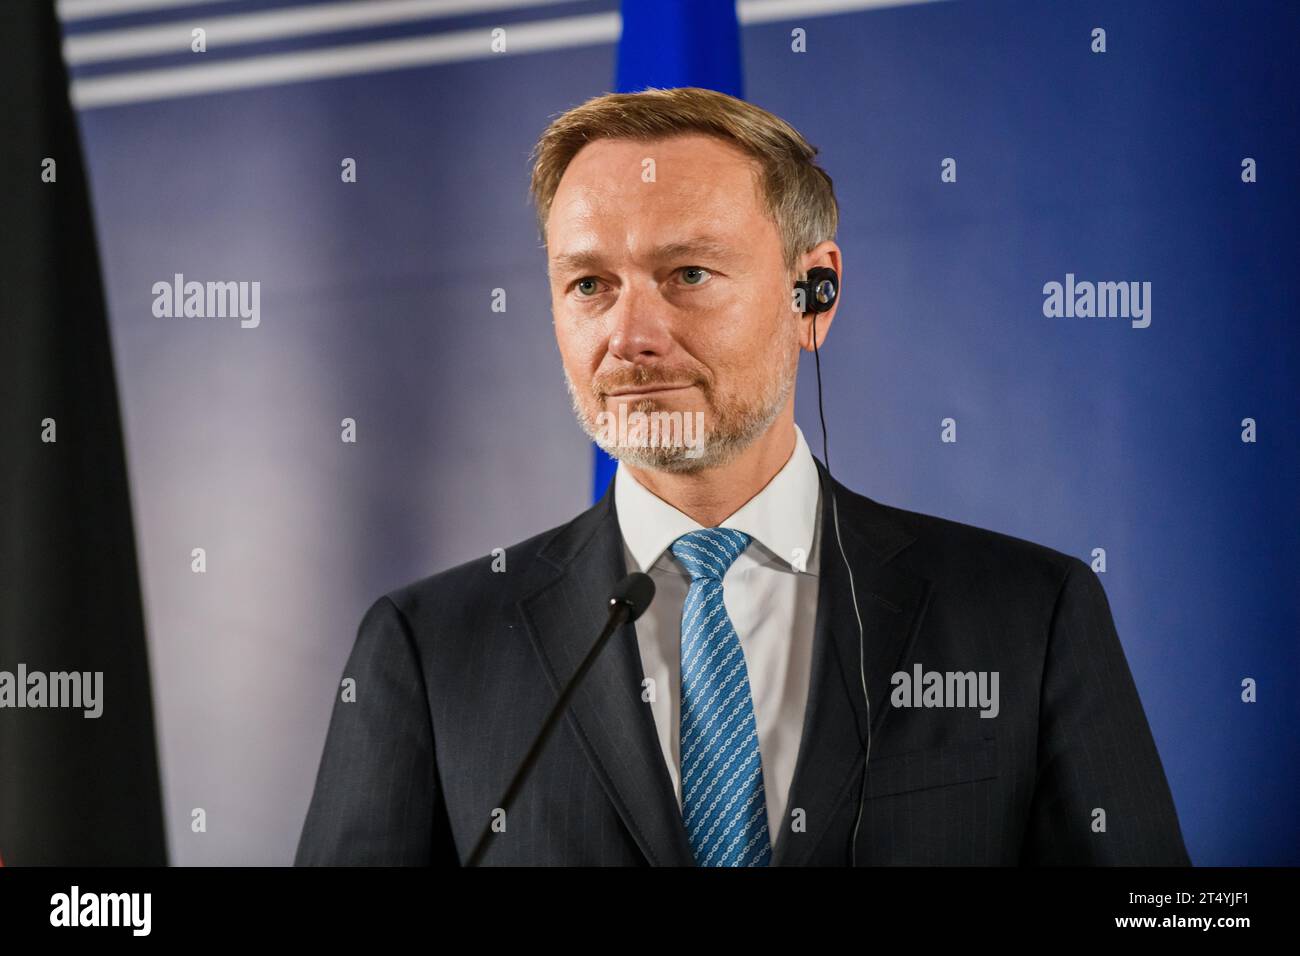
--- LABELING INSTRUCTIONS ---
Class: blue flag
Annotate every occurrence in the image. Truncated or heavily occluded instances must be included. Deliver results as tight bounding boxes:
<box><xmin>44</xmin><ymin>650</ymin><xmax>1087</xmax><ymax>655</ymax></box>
<box><xmin>593</xmin><ymin>0</ymin><xmax>745</xmax><ymax>500</ymax></box>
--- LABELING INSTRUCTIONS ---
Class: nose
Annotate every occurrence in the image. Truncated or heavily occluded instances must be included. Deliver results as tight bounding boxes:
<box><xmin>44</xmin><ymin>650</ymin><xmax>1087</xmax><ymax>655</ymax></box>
<box><xmin>606</xmin><ymin>280</ymin><xmax>673</xmax><ymax>364</ymax></box>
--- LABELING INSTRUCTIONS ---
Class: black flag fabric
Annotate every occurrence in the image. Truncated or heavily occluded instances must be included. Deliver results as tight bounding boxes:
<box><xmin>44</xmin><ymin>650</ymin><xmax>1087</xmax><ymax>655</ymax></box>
<box><xmin>0</xmin><ymin>0</ymin><xmax>167</xmax><ymax>866</ymax></box>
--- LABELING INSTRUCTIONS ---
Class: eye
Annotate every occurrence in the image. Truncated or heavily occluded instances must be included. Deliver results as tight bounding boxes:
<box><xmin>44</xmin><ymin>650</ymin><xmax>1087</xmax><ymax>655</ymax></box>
<box><xmin>574</xmin><ymin>277</ymin><xmax>602</xmax><ymax>297</ymax></box>
<box><xmin>680</xmin><ymin>266</ymin><xmax>712</xmax><ymax>286</ymax></box>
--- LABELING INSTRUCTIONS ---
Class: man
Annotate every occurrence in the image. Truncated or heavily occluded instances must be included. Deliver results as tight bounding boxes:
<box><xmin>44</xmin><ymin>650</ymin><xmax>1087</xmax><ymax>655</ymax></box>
<box><xmin>296</xmin><ymin>87</ymin><xmax>1190</xmax><ymax>866</ymax></box>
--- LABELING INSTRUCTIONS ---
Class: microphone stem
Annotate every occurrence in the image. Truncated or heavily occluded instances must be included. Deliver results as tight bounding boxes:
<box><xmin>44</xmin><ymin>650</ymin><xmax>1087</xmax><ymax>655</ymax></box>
<box><xmin>465</xmin><ymin>601</ymin><xmax>632</xmax><ymax>866</ymax></box>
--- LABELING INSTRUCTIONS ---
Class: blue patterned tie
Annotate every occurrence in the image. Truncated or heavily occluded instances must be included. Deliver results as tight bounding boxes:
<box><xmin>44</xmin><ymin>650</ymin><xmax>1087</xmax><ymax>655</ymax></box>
<box><xmin>670</xmin><ymin>528</ymin><xmax>772</xmax><ymax>867</ymax></box>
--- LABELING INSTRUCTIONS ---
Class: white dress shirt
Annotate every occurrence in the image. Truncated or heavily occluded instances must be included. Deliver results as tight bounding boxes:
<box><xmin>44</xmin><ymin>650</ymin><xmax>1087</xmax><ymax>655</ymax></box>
<box><xmin>614</xmin><ymin>424</ymin><xmax>822</xmax><ymax>838</ymax></box>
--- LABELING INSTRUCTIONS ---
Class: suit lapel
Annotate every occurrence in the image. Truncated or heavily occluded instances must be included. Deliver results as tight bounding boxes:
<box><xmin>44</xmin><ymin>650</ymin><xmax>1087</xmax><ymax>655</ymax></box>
<box><xmin>515</xmin><ymin>460</ymin><xmax>930</xmax><ymax>867</ymax></box>
<box><xmin>516</xmin><ymin>483</ymin><xmax>696</xmax><ymax>867</ymax></box>
<box><xmin>771</xmin><ymin>462</ymin><xmax>932</xmax><ymax>865</ymax></box>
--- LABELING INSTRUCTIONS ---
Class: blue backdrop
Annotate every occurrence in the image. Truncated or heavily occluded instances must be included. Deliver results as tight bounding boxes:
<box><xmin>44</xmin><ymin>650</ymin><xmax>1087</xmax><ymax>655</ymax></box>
<box><xmin>61</xmin><ymin>0</ymin><xmax>1298</xmax><ymax>865</ymax></box>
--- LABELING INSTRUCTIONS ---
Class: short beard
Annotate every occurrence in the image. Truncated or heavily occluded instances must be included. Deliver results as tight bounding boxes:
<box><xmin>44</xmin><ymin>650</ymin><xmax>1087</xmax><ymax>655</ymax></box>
<box><xmin>563</xmin><ymin>347</ymin><xmax>798</xmax><ymax>475</ymax></box>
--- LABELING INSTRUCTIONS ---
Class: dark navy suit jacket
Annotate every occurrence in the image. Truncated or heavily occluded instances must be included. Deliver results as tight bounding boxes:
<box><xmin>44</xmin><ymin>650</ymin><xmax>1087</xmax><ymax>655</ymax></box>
<box><xmin>296</xmin><ymin>461</ymin><xmax>1190</xmax><ymax>865</ymax></box>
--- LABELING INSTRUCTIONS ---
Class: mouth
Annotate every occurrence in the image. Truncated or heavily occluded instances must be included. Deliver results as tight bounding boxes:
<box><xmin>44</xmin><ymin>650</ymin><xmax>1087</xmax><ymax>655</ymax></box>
<box><xmin>603</xmin><ymin>385</ymin><xmax>696</xmax><ymax>402</ymax></box>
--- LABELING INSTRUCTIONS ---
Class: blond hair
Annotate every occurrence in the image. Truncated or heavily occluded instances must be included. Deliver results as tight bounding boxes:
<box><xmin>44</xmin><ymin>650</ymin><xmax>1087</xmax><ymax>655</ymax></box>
<box><xmin>528</xmin><ymin>86</ymin><xmax>838</xmax><ymax>274</ymax></box>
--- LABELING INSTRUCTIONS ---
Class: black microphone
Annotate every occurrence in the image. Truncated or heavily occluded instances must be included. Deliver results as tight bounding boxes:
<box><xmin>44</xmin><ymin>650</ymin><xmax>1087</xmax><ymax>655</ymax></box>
<box><xmin>465</xmin><ymin>571</ymin><xmax>655</xmax><ymax>865</ymax></box>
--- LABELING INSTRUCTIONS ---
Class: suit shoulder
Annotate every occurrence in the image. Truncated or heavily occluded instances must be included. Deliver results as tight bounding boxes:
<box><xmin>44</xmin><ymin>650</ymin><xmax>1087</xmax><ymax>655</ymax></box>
<box><xmin>861</xmin><ymin>494</ymin><xmax>1084</xmax><ymax>598</ymax></box>
<box><xmin>377</xmin><ymin>503</ymin><xmax>599</xmax><ymax>625</ymax></box>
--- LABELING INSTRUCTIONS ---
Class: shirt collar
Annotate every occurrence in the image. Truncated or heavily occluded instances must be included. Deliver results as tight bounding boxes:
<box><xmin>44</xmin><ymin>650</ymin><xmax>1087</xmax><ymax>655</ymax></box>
<box><xmin>614</xmin><ymin>424</ymin><xmax>821</xmax><ymax>575</ymax></box>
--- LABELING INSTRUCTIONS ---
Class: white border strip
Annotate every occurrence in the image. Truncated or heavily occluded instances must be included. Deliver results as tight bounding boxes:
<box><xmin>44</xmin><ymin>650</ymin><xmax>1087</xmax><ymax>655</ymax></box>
<box><xmin>68</xmin><ymin>0</ymin><xmax>948</xmax><ymax>110</ymax></box>
<box><xmin>59</xmin><ymin>0</ymin><xmax>239</xmax><ymax>22</ymax></box>
<box><xmin>739</xmin><ymin>0</ymin><xmax>942</xmax><ymax>24</ymax></box>
<box><xmin>65</xmin><ymin>0</ymin><xmax>575</xmax><ymax>65</ymax></box>
<box><xmin>71</xmin><ymin>12</ymin><xmax>620</xmax><ymax>108</ymax></box>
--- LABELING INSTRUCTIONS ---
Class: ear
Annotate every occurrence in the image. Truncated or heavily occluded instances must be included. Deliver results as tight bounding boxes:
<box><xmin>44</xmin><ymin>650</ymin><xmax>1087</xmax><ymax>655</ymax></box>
<box><xmin>793</xmin><ymin>241</ymin><xmax>844</xmax><ymax>352</ymax></box>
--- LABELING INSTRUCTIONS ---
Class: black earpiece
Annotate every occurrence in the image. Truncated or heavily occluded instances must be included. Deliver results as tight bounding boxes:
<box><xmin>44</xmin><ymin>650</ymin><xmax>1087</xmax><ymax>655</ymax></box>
<box><xmin>794</xmin><ymin>267</ymin><xmax>839</xmax><ymax>315</ymax></box>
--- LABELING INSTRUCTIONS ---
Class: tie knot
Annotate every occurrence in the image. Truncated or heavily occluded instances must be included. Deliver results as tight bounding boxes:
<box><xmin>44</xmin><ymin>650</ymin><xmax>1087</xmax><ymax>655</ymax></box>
<box><xmin>669</xmin><ymin>528</ymin><xmax>751</xmax><ymax>582</ymax></box>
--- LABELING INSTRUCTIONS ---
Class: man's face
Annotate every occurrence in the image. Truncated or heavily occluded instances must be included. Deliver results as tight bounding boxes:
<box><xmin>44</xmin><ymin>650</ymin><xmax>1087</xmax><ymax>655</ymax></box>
<box><xmin>546</xmin><ymin>133</ymin><xmax>799</xmax><ymax>472</ymax></box>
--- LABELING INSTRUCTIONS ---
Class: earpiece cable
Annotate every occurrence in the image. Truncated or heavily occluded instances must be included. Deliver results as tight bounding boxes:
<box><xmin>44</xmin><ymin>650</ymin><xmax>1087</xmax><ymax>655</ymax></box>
<box><xmin>810</xmin><ymin>292</ymin><xmax>871</xmax><ymax>868</ymax></box>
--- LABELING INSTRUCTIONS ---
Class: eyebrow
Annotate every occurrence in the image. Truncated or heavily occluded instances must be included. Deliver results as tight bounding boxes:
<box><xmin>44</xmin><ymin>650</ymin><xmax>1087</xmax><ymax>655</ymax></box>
<box><xmin>549</xmin><ymin>236</ymin><xmax>739</xmax><ymax>277</ymax></box>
